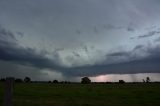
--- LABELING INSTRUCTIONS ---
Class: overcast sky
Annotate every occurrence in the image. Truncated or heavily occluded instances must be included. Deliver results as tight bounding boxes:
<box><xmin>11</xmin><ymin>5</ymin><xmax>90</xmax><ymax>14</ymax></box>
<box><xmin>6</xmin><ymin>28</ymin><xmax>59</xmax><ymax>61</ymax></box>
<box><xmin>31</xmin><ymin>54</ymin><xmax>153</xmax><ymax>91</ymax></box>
<box><xmin>0</xmin><ymin>0</ymin><xmax>160</xmax><ymax>82</ymax></box>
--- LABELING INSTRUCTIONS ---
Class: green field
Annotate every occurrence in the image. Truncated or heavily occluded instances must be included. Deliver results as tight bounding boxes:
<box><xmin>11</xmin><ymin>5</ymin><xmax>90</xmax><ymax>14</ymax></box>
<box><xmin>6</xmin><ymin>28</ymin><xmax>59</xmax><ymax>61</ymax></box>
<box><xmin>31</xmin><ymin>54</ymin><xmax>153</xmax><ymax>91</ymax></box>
<box><xmin>1</xmin><ymin>83</ymin><xmax>160</xmax><ymax>106</ymax></box>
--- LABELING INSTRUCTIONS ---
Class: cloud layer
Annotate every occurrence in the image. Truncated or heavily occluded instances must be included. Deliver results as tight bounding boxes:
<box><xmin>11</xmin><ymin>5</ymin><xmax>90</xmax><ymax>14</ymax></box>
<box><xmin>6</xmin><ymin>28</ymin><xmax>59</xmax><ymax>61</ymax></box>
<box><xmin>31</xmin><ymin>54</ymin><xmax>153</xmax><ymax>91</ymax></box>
<box><xmin>0</xmin><ymin>25</ymin><xmax>160</xmax><ymax>78</ymax></box>
<box><xmin>0</xmin><ymin>0</ymin><xmax>160</xmax><ymax>81</ymax></box>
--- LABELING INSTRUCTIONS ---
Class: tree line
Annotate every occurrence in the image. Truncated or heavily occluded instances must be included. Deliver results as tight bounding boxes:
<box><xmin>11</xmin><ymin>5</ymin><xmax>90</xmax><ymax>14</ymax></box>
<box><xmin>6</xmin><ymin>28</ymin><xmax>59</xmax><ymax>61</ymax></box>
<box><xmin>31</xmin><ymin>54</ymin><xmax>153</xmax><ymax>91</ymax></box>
<box><xmin>0</xmin><ymin>76</ymin><xmax>152</xmax><ymax>84</ymax></box>
<box><xmin>0</xmin><ymin>77</ymin><xmax>31</xmax><ymax>83</ymax></box>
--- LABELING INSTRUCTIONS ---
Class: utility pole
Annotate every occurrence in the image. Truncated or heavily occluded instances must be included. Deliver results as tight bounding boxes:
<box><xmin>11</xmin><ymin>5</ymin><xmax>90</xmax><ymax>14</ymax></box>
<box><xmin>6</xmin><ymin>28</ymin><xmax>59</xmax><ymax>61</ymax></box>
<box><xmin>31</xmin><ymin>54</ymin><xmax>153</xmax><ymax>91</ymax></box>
<box><xmin>3</xmin><ymin>77</ymin><xmax>14</xmax><ymax>106</ymax></box>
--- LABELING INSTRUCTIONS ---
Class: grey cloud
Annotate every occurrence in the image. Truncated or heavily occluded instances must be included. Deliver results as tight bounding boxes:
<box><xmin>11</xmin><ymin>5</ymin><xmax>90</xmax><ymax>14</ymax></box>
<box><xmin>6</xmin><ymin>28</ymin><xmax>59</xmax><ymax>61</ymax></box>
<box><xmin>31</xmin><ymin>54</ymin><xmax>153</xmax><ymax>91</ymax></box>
<box><xmin>127</xmin><ymin>27</ymin><xmax>135</xmax><ymax>32</ymax></box>
<box><xmin>138</xmin><ymin>30</ymin><xmax>160</xmax><ymax>39</ymax></box>
<box><xmin>145</xmin><ymin>25</ymin><xmax>157</xmax><ymax>30</ymax></box>
<box><xmin>0</xmin><ymin>60</ymin><xmax>46</xmax><ymax>80</ymax></box>
<box><xmin>103</xmin><ymin>23</ymin><xmax>135</xmax><ymax>32</ymax></box>
<box><xmin>155</xmin><ymin>37</ymin><xmax>160</xmax><ymax>42</ymax></box>
<box><xmin>62</xmin><ymin>43</ymin><xmax>160</xmax><ymax>76</ymax></box>
<box><xmin>133</xmin><ymin>45</ymin><xmax>144</xmax><ymax>50</ymax></box>
<box><xmin>68</xmin><ymin>56</ymin><xmax>160</xmax><ymax>77</ymax></box>
<box><xmin>72</xmin><ymin>51</ymin><xmax>80</xmax><ymax>57</ymax></box>
<box><xmin>1</xmin><ymin>25</ymin><xmax>160</xmax><ymax>78</ymax></box>
<box><xmin>131</xmin><ymin>28</ymin><xmax>160</xmax><ymax>40</ymax></box>
<box><xmin>147</xmin><ymin>45</ymin><xmax>160</xmax><ymax>57</ymax></box>
<box><xmin>92</xmin><ymin>24</ymin><xmax>125</xmax><ymax>35</ymax></box>
<box><xmin>107</xmin><ymin>51</ymin><xmax>130</xmax><ymax>57</ymax></box>
<box><xmin>0</xmin><ymin>60</ymin><xmax>65</xmax><ymax>81</ymax></box>
<box><xmin>1</xmin><ymin>0</ymin><xmax>160</xmax><ymax>79</ymax></box>
<box><xmin>93</xmin><ymin>26</ymin><xmax>99</xmax><ymax>34</ymax></box>
<box><xmin>0</xmin><ymin>26</ymin><xmax>63</xmax><ymax>71</ymax></box>
<box><xmin>103</xmin><ymin>24</ymin><xmax>124</xmax><ymax>30</ymax></box>
<box><xmin>16</xmin><ymin>32</ymin><xmax>24</xmax><ymax>37</ymax></box>
<box><xmin>64</xmin><ymin>45</ymin><xmax>160</xmax><ymax>77</ymax></box>
<box><xmin>76</xmin><ymin>30</ymin><xmax>82</xmax><ymax>35</ymax></box>
<box><xmin>54</xmin><ymin>48</ymin><xmax>64</xmax><ymax>52</ymax></box>
<box><xmin>0</xmin><ymin>26</ymin><xmax>17</xmax><ymax>44</ymax></box>
<box><xmin>83</xmin><ymin>45</ymin><xmax>89</xmax><ymax>53</ymax></box>
<box><xmin>106</xmin><ymin>45</ymin><xmax>146</xmax><ymax>63</ymax></box>
<box><xmin>127</xmin><ymin>23</ymin><xmax>136</xmax><ymax>32</ymax></box>
<box><xmin>130</xmin><ymin>37</ymin><xmax>135</xmax><ymax>40</ymax></box>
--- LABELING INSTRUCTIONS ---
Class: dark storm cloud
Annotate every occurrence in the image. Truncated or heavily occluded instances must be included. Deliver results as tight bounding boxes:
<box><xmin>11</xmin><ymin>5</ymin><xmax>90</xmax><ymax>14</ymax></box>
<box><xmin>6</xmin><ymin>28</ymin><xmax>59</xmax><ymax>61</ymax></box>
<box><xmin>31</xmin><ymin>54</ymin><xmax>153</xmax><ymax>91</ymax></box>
<box><xmin>107</xmin><ymin>45</ymin><xmax>145</xmax><ymax>61</ymax></box>
<box><xmin>1</xmin><ymin>0</ymin><xmax>160</xmax><ymax>79</ymax></box>
<box><xmin>0</xmin><ymin>26</ymin><xmax>63</xmax><ymax>70</ymax></box>
<box><xmin>0</xmin><ymin>46</ymin><xmax>57</xmax><ymax>69</ymax></box>
<box><xmin>64</xmin><ymin>45</ymin><xmax>160</xmax><ymax>77</ymax></box>
<box><xmin>0</xmin><ymin>60</ymin><xmax>49</xmax><ymax>80</ymax></box>
<box><xmin>64</xmin><ymin>59</ymin><xmax>160</xmax><ymax>77</ymax></box>
<box><xmin>1</xmin><ymin>25</ymin><xmax>160</xmax><ymax>77</ymax></box>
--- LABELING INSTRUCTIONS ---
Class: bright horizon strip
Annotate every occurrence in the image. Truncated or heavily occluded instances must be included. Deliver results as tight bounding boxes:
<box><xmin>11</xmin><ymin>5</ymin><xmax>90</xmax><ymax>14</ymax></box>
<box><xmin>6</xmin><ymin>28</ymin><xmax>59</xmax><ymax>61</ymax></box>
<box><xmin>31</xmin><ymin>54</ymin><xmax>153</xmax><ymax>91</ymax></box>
<box><xmin>90</xmin><ymin>73</ymin><xmax>160</xmax><ymax>82</ymax></box>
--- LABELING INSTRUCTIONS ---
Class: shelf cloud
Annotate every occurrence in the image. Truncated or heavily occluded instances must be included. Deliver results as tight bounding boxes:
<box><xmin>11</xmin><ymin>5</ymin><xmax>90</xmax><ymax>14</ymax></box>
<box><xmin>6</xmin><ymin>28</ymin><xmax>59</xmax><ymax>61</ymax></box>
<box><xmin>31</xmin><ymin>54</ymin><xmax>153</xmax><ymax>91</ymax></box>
<box><xmin>0</xmin><ymin>0</ymin><xmax>160</xmax><ymax>81</ymax></box>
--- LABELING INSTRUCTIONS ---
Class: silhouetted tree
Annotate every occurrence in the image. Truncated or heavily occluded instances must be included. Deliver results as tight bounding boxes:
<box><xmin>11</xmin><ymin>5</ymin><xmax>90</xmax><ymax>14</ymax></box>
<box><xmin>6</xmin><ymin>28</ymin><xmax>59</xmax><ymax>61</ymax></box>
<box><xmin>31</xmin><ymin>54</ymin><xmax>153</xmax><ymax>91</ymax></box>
<box><xmin>146</xmin><ymin>77</ymin><xmax>150</xmax><ymax>83</ymax></box>
<box><xmin>15</xmin><ymin>78</ymin><xmax>23</xmax><ymax>83</ymax></box>
<box><xmin>106</xmin><ymin>82</ymin><xmax>112</xmax><ymax>84</ymax></box>
<box><xmin>53</xmin><ymin>80</ymin><xmax>58</xmax><ymax>83</ymax></box>
<box><xmin>81</xmin><ymin>77</ymin><xmax>91</xmax><ymax>84</ymax></box>
<box><xmin>48</xmin><ymin>81</ymin><xmax>52</xmax><ymax>83</ymax></box>
<box><xmin>0</xmin><ymin>78</ymin><xmax>6</xmax><ymax>82</ymax></box>
<box><xmin>119</xmin><ymin>80</ymin><xmax>125</xmax><ymax>84</ymax></box>
<box><xmin>24</xmin><ymin>77</ymin><xmax>31</xmax><ymax>83</ymax></box>
<box><xmin>60</xmin><ymin>81</ymin><xmax>64</xmax><ymax>84</ymax></box>
<box><xmin>63</xmin><ymin>81</ymin><xmax>71</xmax><ymax>84</ymax></box>
<box><xmin>142</xmin><ymin>79</ymin><xmax>146</xmax><ymax>83</ymax></box>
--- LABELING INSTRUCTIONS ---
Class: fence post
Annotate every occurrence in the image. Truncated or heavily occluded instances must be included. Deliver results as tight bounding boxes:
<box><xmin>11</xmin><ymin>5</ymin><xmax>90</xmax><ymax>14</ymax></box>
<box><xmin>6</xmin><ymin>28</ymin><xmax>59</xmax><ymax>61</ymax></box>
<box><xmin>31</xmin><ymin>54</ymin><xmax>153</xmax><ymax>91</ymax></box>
<box><xmin>3</xmin><ymin>77</ymin><xmax>14</xmax><ymax>106</ymax></box>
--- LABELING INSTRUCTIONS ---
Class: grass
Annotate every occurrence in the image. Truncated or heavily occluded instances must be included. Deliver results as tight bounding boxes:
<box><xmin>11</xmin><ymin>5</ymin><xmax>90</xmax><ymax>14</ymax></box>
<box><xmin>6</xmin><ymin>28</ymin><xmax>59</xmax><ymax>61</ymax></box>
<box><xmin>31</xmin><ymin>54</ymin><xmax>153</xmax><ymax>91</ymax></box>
<box><xmin>0</xmin><ymin>82</ymin><xmax>160</xmax><ymax>106</ymax></box>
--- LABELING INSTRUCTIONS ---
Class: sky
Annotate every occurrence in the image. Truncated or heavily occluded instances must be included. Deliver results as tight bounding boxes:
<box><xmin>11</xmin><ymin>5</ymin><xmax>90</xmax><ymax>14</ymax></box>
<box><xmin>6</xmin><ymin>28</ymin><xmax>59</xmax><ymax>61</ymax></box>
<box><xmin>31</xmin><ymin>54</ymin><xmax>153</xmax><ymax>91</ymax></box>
<box><xmin>0</xmin><ymin>0</ymin><xmax>160</xmax><ymax>82</ymax></box>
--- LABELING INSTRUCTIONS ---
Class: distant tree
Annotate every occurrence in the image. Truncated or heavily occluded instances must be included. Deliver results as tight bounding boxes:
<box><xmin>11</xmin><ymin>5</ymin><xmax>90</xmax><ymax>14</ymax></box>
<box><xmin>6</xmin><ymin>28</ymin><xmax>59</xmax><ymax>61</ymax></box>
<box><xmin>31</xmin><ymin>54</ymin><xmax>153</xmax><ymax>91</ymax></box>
<box><xmin>63</xmin><ymin>81</ymin><xmax>71</xmax><ymax>84</ymax></box>
<box><xmin>81</xmin><ymin>77</ymin><xmax>91</xmax><ymax>84</ymax></box>
<box><xmin>60</xmin><ymin>81</ymin><xmax>64</xmax><ymax>84</ymax></box>
<box><xmin>0</xmin><ymin>78</ymin><xmax>6</xmax><ymax>82</ymax></box>
<box><xmin>48</xmin><ymin>81</ymin><xmax>52</xmax><ymax>83</ymax></box>
<box><xmin>67</xmin><ymin>81</ymin><xmax>71</xmax><ymax>84</ymax></box>
<box><xmin>119</xmin><ymin>80</ymin><xmax>125</xmax><ymax>84</ymax></box>
<box><xmin>53</xmin><ymin>80</ymin><xmax>58</xmax><ymax>83</ymax></box>
<box><xmin>106</xmin><ymin>82</ymin><xmax>112</xmax><ymax>84</ymax></box>
<box><xmin>15</xmin><ymin>78</ymin><xmax>23</xmax><ymax>83</ymax></box>
<box><xmin>24</xmin><ymin>77</ymin><xmax>31</xmax><ymax>83</ymax></box>
<box><xmin>146</xmin><ymin>77</ymin><xmax>150</xmax><ymax>83</ymax></box>
<box><xmin>142</xmin><ymin>79</ymin><xmax>146</xmax><ymax>83</ymax></box>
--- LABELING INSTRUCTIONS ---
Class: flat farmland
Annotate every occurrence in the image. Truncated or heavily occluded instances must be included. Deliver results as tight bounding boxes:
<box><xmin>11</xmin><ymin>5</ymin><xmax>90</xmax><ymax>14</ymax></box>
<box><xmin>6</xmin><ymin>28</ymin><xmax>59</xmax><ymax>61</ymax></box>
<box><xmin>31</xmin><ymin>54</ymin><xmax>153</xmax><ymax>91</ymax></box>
<box><xmin>0</xmin><ymin>83</ymin><xmax>160</xmax><ymax>106</ymax></box>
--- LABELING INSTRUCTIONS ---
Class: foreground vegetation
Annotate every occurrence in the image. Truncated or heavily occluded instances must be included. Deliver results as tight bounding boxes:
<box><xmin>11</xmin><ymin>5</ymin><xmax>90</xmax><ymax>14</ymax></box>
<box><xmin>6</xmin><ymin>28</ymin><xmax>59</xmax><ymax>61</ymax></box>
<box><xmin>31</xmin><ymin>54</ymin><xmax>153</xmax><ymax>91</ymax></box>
<box><xmin>0</xmin><ymin>83</ymin><xmax>160</xmax><ymax>106</ymax></box>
